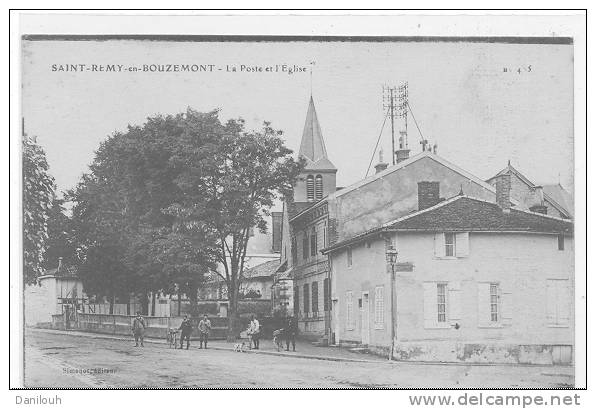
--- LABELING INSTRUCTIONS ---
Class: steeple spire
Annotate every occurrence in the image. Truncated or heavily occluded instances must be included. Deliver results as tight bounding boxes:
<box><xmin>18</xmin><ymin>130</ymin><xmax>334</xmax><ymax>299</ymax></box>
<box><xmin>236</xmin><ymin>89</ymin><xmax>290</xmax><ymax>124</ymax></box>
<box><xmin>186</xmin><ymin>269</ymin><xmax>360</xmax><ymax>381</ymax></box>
<box><xmin>298</xmin><ymin>96</ymin><xmax>332</xmax><ymax>166</ymax></box>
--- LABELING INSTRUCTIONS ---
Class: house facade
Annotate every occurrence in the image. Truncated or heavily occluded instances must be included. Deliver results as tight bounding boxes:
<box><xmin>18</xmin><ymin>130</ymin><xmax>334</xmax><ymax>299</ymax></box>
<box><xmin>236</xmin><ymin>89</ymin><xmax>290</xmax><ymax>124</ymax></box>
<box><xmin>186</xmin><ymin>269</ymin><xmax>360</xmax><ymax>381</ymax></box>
<box><xmin>323</xmin><ymin>177</ymin><xmax>574</xmax><ymax>365</ymax></box>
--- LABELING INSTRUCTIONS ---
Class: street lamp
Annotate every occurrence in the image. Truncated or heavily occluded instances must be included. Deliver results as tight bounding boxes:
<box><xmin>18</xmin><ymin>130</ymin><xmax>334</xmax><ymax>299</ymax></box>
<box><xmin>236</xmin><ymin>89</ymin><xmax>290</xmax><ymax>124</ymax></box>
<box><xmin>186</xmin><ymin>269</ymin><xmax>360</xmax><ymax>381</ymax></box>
<box><xmin>386</xmin><ymin>245</ymin><xmax>398</xmax><ymax>361</ymax></box>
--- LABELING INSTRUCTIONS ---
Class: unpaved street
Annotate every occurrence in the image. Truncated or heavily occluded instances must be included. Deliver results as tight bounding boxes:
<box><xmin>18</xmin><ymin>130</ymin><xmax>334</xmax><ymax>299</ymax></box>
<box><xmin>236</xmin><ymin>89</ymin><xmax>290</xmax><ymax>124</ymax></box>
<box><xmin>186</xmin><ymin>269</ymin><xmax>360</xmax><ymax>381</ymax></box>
<box><xmin>24</xmin><ymin>329</ymin><xmax>574</xmax><ymax>388</ymax></box>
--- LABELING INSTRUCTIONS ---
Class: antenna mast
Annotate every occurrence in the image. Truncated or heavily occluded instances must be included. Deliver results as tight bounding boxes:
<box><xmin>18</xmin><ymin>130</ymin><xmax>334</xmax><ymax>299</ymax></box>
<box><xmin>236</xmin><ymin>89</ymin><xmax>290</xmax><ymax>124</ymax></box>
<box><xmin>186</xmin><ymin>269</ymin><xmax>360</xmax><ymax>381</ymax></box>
<box><xmin>383</xmin><ymin>82</ymin><xmax>409</xmax><ymax>165</ymax></box>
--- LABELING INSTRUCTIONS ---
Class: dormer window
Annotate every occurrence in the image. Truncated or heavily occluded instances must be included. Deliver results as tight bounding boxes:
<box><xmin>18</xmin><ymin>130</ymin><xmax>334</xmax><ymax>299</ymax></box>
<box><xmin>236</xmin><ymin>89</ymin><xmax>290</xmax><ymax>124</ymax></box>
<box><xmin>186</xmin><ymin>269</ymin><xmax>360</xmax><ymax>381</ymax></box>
<box><xmin>306</xmin><ymin>175</ymin><xmax>315</xmax><ymax>201</ymax></box>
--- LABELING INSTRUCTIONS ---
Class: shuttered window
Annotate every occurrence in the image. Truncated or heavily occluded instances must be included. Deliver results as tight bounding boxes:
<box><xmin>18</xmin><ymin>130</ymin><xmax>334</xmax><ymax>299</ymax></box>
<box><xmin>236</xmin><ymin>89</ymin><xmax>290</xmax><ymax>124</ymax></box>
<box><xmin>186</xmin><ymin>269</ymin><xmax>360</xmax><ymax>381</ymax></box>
<box><xmin>346</xmin><ymin>291</ymin><xmax>354</xmax><ymax>330</ymax></box>
<box><xmin>437</xmin><ymin>284</ymin><xmax>447</xmax><ymax>322</ymax></box>
<box><xmin>293</xmin><ymin>286</ymin><xmax>299</xmax><ymax>315</ymax></box>
<box><xmin>303</xmin><ymin>284</ymin><xmax>310</xmax><ymax>315</ymax></box>
<box><xmin>478</xmin><ymin>282</ymin><xmax>501</xmax><ymax>327</ymax></box>
<box><xmin>444</xmin><ymin>233</ymin><xmax>456</xmax><ymax>257</ymax></box>
<box><xmin>312</xmin><ymin>281</ymin><xmax>319</xmax><ymax>313</ymax></box>
<box><xmin>306</xmin><ymin>175</ymin><xmax>314</xmax><ymax>201</ymax></box>
<box><xmin>423</xmin><ymin>282</ymin><xmax>451</xmax><ymax>328</ymax></box>
<box><xmin>434</xmin><ymin>232</ymin><xmax>469</xmax><ymax>258</ymax></box>
<box><xmin>323</xmin><ymin>278</ymin><xmax>330</xmax><ymax>311</ymax></box>
<box><xmin>546</xmin><ymin>279</ymin><xmax>570</xmax><ymax>327</ymax></box>
<box><xmin>374</xmin><ymin>286</ymin><xmax>384</xmax><ymax>329</ymax></box>
<box><xmin>315</xmin><ymin>175</ymin><xmax>323</xmax><ymax>200</ymax></box>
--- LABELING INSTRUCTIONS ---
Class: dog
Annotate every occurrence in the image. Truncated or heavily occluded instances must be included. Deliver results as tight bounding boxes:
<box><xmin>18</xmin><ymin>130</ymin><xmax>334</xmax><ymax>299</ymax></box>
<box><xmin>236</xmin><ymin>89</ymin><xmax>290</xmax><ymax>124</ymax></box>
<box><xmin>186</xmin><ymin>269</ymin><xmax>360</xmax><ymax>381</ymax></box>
<box><xmin>234</xmin><ymin>342</ymin><xmax>246</xmax><ymax>352</ymax></box>
<box><xmin>272</xmin><ymin>328</ymin><xmax>285</xmax><ymax>352</ymax></box>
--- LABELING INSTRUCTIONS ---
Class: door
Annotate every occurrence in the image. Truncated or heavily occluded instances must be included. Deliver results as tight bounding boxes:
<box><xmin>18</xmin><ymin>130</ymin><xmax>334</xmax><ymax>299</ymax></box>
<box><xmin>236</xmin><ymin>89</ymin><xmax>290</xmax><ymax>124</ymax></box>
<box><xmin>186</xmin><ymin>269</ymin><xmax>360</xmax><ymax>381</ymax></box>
<box><xmin>361</xmin><ymin>292</ymin><xmax>370</xmax><ymax>345</ymax></box>
<box><xmin>332</xmin><ymin>299</ymin><xmax>339</xmax><ymax>344</ymax></box>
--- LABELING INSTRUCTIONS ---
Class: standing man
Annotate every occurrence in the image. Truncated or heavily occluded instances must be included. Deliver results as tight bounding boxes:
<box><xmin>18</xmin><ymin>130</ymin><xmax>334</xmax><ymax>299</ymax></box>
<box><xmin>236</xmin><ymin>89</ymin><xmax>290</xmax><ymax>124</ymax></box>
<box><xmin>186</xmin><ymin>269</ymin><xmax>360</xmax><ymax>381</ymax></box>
<box><xmin>179</xmin><ymin>314</ymin><xmax>193</xmax><ymax>350</ymax></box>
<box><xmin>132</xmin><ymin>311</ymin><xmax>146</xmax><ymax>347</ymax></box>
<box><xmin>249</xmin><ymin>315</ymin><xmax>260</xmax><ymax>350</ymax></box>
<box><xmin>198</xmin><ymin>314</ymin><xmax>212</xmax><ymax>349</ymax></box>
<box><xmin>284</xmin><ymin>315</ymin><xmax>297</xmax><ymax>352</ymax></box>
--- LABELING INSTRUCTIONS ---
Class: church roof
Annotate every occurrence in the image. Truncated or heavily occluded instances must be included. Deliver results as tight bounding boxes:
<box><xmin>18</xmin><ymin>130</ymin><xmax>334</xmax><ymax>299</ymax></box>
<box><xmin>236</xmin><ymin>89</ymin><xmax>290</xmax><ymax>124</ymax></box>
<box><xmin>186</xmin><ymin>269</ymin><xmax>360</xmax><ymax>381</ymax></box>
<box><xmin>298</xmin><ymin>97</ymin><xmax>336</xmax><ymax>171</ymax></box>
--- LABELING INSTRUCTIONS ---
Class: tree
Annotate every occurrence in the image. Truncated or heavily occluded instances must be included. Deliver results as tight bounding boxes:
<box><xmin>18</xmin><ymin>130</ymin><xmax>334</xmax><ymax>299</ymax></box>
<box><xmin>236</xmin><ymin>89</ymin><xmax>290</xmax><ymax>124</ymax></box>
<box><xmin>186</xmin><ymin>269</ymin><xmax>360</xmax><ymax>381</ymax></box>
<box><xmin>23</xmin><ymin>134</ymin><xmax>55</xmax><ymax>284</ymax></box>
<box><xmin>41</xmin><ymin>196</ymin><xmax>77</xmax><ymax>272</ymax></box>
<box><xmin>165</xmin><ymin>115</ymin><xmax>303</xmax><ymax>338</ymax></box>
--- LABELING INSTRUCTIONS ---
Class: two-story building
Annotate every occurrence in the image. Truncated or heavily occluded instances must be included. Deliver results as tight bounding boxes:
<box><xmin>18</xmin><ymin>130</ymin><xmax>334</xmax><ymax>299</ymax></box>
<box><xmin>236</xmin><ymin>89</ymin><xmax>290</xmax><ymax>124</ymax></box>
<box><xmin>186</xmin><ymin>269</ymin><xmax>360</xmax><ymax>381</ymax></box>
<box><xmin>322</xmin><ymin>176</ymin><xmax>574</xmax><ymax>365</ymax></box>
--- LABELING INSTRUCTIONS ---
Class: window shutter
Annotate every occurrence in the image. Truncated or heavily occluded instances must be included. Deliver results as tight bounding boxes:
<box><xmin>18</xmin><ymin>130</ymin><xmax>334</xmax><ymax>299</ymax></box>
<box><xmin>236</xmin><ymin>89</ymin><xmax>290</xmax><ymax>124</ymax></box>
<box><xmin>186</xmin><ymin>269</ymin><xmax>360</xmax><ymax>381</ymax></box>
<box><xmin>423</xmin><ymin>282</ymin><xmax>437</xmax><ymax>328</ymax></box>
<box><xmin>448</xmin><ymin>282</ymin><xmax>462</xmax><ymax>321</ymax></box>
<box><xmin>501</xmin><ymin>290</ymin><xmax>513</xmax><ymax>325</ymax></box>
<box><xmin>456</xmin><ymin>232</ymin><xmax>470</xmax><ymax>257</ymax></box>
<box><xmin>477</xmin><ymin>282</ymin><xmax>491</xmax><ymax>326</ymax></box>
<box><xmin>434</xmin><ymin>233</ymin><xmax>445</xmax><ymax>257</ymax></box>
<box><xmin>557</xmin><ymin>281</ymin><xmax>571</xmax><ymax>326</ymax></box>
<box><xmin>546</xmin><ymin>280</ymin><xmax>557</xmax><ymax>324</ymax></box>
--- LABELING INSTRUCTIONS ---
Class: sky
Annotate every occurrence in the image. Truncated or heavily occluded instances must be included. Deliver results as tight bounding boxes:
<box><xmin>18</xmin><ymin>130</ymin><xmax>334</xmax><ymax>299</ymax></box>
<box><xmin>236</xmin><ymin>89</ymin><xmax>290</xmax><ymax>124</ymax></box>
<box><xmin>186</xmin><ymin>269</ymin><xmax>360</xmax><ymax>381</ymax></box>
<box><xmin>22</xmin><ymin>39</ymin><xmax>574</xmax><ymax>196</ymax></box>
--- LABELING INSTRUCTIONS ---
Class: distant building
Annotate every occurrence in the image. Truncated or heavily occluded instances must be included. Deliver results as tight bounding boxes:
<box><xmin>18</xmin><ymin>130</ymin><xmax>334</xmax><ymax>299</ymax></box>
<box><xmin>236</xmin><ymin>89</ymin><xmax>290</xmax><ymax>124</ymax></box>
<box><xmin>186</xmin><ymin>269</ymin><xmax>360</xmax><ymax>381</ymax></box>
<box><xmin>24</xmin><ymin>258</ymin><xmax>84</xmax><ymax>326</ymax></box>
<box><xmin>487</xmin><ymin>162</ymin><xmax>573</xmax><ymax>219</ymax></box>
<box><xmin>323</xmin><ymin>176</ymin><xmax>574</xmax><ymax>364</ymax></box>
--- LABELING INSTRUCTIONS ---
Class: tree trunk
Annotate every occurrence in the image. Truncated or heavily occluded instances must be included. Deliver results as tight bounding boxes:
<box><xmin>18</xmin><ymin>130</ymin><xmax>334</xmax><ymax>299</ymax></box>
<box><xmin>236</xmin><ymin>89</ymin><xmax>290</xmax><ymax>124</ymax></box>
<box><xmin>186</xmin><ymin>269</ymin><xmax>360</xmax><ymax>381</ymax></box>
<box><xmin>188</xmin><ymin>284</ymin><xmax>199</xmax><ymax>317</ymax></box>
<box><xmin>125</xmin><ymin>293</ymin><xmax>131</xmax><ymax>316</ymax></box>
<box><xmin>149</xmin><ymin>292</ymin><xmax>155</xmax><ymax>316</ymax></box>
<box><xmin>140</xmin><ymin>292</ymin><xmax>149</xmax><ymax>315</ymax></box>
<box><xmin>178</xmin><ymin>289</ymin><xmax>182</xmax><ymax>316</ymax></box>
<box><xmin>226</xmin><ymin>280</ymin><xmax>240</xmax><ymax>342</ymax></box>
<box><xmin>109</xmin><ymin>294</ymin><xmax>115</xmax><ymax>315</ymax></box>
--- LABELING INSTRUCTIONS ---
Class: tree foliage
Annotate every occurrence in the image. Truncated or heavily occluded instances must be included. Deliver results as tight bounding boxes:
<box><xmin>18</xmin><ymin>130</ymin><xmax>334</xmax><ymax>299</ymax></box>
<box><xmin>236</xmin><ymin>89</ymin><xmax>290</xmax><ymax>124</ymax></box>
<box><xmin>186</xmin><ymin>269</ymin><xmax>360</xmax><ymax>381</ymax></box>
<box><xmin>69</xmin><ymin>108</ymin><xmax>302</xmax><ymax>326</ymax></box>
<box><xmin>23</xmin><ymin>134</ymin><xmax>56</xmax><ymax>284</ymax></box>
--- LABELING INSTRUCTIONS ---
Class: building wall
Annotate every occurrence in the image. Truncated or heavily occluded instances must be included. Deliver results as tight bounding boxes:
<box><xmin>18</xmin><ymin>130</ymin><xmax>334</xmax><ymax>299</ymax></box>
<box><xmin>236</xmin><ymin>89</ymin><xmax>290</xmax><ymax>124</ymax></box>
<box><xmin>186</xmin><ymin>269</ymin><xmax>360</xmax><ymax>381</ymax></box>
<box><xmin>332</xmin><ymin>232</ymin><xmax>574</xmax><ymax>364</ymax></box>
<box><xmin>25</xmin><ymin>278</ymin><xmax>57</xmax><ymax>325</ymax></box>
<box><xmin>328</xmin><ymin>156</ymin><xmax>498</xmax><ymax>242</ymax></box>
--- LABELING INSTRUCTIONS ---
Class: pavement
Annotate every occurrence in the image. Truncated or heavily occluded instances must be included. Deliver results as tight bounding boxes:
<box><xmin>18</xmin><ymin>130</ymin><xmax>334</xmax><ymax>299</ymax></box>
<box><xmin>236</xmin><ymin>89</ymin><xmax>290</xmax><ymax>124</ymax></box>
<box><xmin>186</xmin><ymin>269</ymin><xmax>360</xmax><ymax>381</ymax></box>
<box><xmin>23</xmin><ymin>328</ymin><xmax>575</xmax><ymax>388</ymax></box>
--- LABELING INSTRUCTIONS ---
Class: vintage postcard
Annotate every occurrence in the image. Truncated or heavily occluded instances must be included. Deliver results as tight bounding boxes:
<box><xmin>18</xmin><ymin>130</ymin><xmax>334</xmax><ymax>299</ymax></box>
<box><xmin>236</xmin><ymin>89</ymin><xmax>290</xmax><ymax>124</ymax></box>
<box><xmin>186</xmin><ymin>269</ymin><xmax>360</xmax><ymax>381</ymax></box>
<box><xmin>11</xmin><ymin>11</ymin><xmax>586</xmax><ymax>394</ymax></box>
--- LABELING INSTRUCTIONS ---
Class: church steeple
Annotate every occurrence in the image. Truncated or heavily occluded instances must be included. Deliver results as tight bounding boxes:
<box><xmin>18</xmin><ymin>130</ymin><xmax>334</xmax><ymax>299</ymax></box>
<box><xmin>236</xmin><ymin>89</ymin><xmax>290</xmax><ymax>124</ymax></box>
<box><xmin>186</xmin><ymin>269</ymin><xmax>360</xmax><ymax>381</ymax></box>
<box><xmin>293</xmin><ymin>96</ymin><xmax>337</xmax><ymax>203</ymax></box>
<box><xmin>298</xmin><ymin>97</ymin><xmax>336</xmax><ymax>171</ymax></box>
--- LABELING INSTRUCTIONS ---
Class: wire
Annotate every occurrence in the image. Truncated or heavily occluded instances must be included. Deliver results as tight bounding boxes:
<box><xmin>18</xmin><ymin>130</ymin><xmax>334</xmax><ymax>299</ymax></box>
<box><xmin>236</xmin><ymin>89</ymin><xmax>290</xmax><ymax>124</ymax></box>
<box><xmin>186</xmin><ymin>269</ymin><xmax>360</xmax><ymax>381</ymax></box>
<box><xmin>406</xmin><ymin>101</ymin><xmax>425</xmax><ymax>142</ymax></box>
<box><xmin>365</xmin><ymin>108</ymin><xmax>391</xmax><ymax>178</ymax></box>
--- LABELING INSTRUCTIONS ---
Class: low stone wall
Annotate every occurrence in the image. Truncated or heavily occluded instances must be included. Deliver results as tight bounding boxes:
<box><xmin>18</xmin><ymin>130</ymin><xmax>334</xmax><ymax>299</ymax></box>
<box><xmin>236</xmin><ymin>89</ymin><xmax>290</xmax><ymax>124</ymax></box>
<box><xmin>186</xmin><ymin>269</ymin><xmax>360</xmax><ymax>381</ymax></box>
<box><xmin>49</xmin><ymin>313</ymin><xmax>284</xmax><ymax>341</ymax></box>
<box><xmin>72</xmin><ymin>313</ymin><xmax>230</xmax><ymax>339</ymax></box>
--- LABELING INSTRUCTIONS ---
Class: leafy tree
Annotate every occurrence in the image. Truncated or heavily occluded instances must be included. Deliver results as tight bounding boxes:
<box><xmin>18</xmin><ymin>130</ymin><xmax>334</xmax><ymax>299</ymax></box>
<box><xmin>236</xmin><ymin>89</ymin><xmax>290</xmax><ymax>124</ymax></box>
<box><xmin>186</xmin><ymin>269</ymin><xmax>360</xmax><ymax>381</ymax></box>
<box><xmin>165</xmin><ymin>115</ymin><xmax>303</xmax><ymax>338</ymax></box>
<box><xmin>23</xmin><ymin>134</ymin><xmax>55</xmax><ymax>284</ymax></box>
<box><xmin>41</xmin><ymin>196</ymin><xmax>77</xmax><ymax>272</ymax></box>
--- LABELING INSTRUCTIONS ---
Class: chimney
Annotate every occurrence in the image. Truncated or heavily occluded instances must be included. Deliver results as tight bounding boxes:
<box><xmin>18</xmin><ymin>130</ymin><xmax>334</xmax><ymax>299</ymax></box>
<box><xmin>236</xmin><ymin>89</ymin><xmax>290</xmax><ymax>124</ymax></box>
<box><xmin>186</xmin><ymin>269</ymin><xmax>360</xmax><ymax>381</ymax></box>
<box><xmin>418</xmin><ymin>181</ymin><xmax>440</xmax><ymax>210</ymax></box>
<box><xmin>395</xmin><ymin>149</ymin><xmax>410</xmax><ymax>164</ymax></box>
<box><xmin>374</xmin><ymin>149</ymin><xmax>388</xmax><ymax>174</ymax></box>
<box><xmin>529</xmin><ymin>186</ymin><xmax>547</xmax><ymax>214</ymax></box>
<box><xmin>494</xmin><ymin>174</ymin><xmax>511</xmax><ymax>213</ymax></box>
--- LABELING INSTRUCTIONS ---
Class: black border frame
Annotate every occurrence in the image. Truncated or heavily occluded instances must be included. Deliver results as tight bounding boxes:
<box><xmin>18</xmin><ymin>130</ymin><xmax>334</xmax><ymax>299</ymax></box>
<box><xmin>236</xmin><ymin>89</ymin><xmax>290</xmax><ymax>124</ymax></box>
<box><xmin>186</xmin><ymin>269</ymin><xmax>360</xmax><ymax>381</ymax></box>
<box><xmin>9</xmin><ymin>8</ymin><xmax>588</xmax><ymax>392</ymax></box>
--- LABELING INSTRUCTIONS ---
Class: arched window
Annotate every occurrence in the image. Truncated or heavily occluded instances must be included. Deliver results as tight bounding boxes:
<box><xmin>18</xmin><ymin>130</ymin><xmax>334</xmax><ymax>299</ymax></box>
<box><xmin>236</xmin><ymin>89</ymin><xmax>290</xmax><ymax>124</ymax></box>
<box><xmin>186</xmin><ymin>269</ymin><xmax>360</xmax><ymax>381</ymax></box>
<box><xmin>306</xmin><ymin>175</ymin><xmax>314</xmax><ymax>201</ymax></box>
<box><xmin>315</xmin><ymin>175</ymin><xmax>323</xmax><ymax>200</ymax></box>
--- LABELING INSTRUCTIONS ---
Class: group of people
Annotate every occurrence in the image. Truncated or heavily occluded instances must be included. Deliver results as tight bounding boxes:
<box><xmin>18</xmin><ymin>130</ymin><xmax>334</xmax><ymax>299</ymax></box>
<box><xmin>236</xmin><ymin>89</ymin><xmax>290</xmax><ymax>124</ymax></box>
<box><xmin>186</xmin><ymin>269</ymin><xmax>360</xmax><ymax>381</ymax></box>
<box><xmin>131</xmin><ymin>312</ymin><xmax>212</xmax><ymax>349</ymax></box>
<box><xmin>131</xmin><ymin>311</ymin><xmax>299</xmax><ymax>352</ymax></box>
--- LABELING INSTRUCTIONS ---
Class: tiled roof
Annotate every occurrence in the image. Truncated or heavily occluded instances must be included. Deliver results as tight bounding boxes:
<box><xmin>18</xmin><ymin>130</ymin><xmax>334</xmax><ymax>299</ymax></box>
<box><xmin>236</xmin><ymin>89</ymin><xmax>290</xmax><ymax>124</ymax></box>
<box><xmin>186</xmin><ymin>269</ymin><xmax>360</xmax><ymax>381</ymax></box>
<box><xmin>322</xmin><ymin>195</ymin><xmax>573</xmax><ymax>254</ymax></box>
<box><xmin>288</xmin><ymin>201</ymin><xmax>315</xmax><ymax>219</ymax></box>
<box><xmin>390</xmin><ymin>196</ymin><xmax>573</xmax><ymax>233</ymax></box>
<box><xmin>241</xmin><ymin>259</ymin><xmax>280</xmax><ymax>280</ymax></box>
<box><xmin>543</xmin><ymin>184</ymin><xmax>574</xmax><ymax>217</ymax></box>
